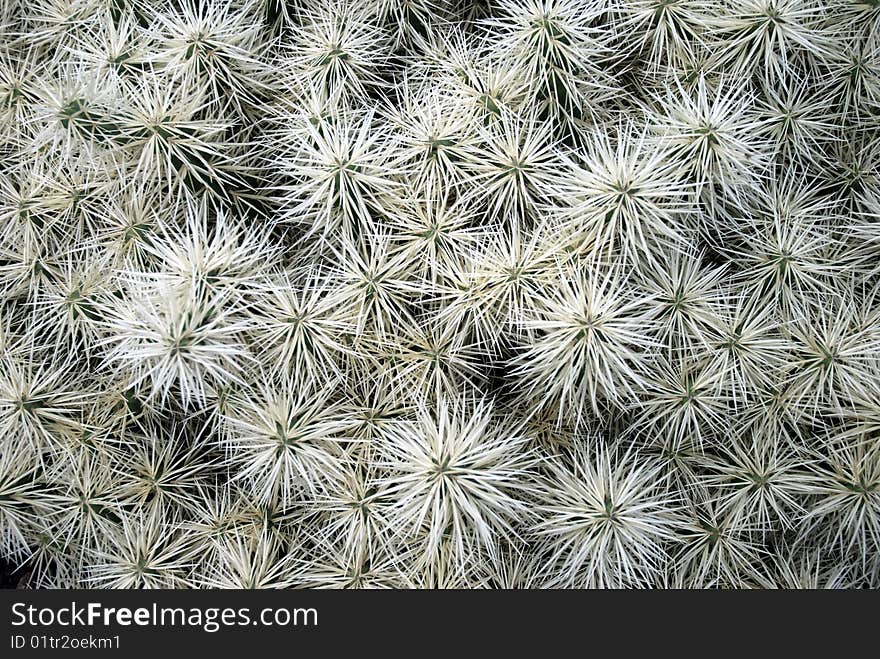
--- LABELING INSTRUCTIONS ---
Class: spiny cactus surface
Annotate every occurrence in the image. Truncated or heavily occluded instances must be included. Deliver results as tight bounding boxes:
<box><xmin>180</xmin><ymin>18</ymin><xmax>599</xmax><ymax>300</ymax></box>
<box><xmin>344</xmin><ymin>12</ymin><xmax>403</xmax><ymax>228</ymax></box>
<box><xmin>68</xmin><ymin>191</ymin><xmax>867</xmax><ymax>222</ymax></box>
<box><xmin>0</xmin><ymin>0</ymin><xmax>879</xmax><ymax>589</ymax></box>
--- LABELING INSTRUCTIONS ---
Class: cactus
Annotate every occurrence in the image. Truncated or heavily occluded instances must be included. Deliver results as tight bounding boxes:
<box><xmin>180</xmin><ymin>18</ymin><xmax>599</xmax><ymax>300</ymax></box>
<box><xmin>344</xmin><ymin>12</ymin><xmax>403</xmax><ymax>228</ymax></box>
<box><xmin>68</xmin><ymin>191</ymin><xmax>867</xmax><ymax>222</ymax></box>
<box><xmin>0</xmin><ymin>0</ymin><xmax>878</xmax><ymax>589</ymax></box>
